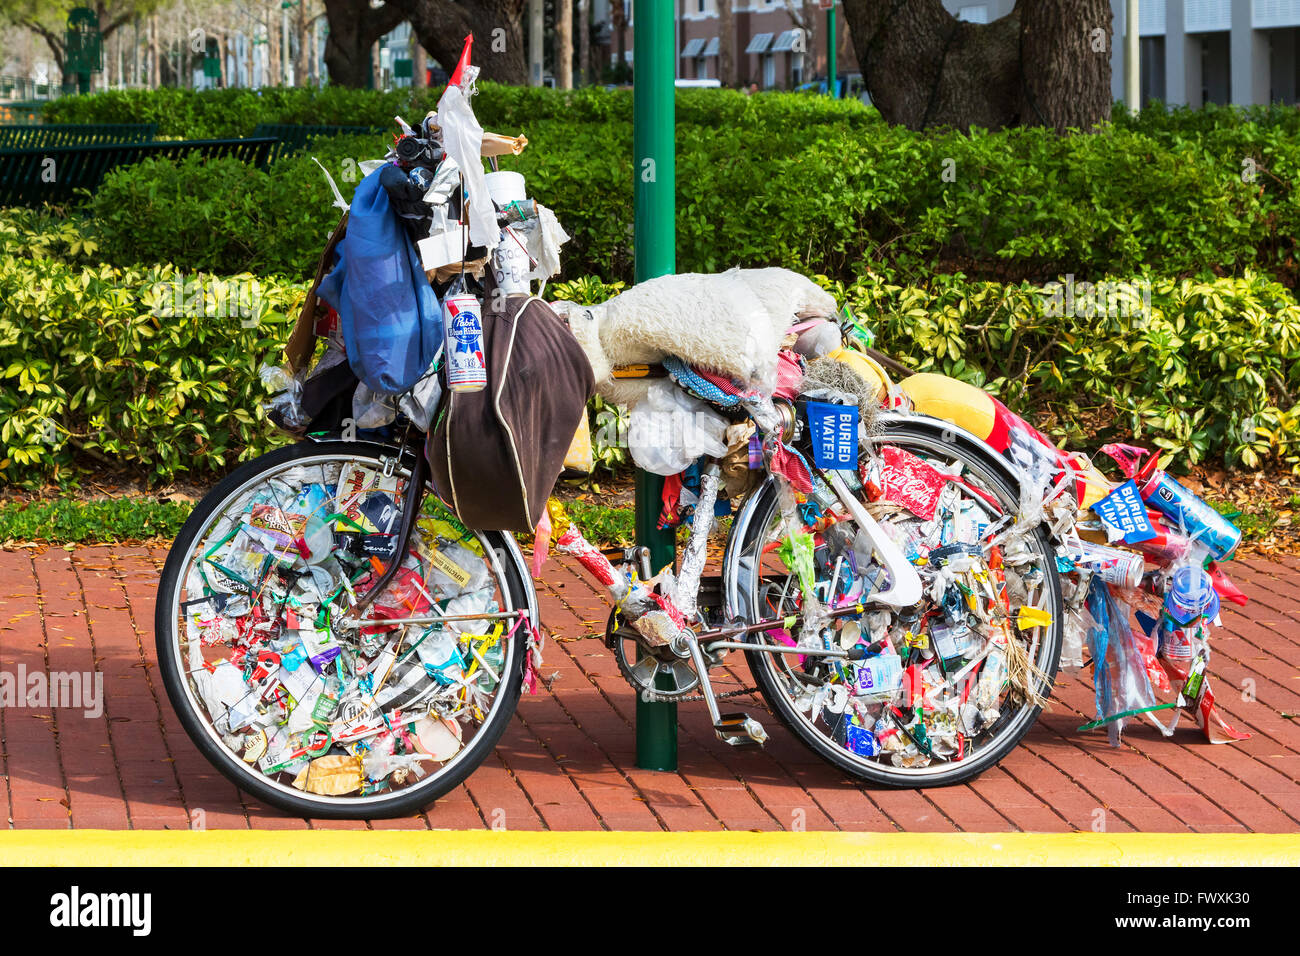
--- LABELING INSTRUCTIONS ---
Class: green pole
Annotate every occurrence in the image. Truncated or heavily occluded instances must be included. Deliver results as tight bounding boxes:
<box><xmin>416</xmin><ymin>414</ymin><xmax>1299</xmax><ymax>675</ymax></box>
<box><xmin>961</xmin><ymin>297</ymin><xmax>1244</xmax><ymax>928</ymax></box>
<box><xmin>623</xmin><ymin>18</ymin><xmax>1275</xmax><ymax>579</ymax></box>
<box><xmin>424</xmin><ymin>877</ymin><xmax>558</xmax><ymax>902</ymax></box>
<box><xmin>827</xmin><ymin>2</ymin><xmax>837</xmax><ymax>98</ymax></box>
<box><xmin>632</xmin><ymin>0</ymin><xmax>677</xmax><ymax>772</ymax></box>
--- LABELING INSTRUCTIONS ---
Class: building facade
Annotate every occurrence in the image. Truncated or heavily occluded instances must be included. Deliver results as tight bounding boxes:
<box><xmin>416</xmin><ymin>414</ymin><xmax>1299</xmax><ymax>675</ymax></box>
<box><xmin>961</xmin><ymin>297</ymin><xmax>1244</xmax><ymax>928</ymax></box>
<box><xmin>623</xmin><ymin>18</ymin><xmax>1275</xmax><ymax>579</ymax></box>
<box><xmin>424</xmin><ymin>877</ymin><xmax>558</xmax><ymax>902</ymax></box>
<box><xmin>599</xmin><ymin>1</ymin><xmax>859</xmax><ymax>91</ymax></box>
<box><xmin>944</xmin><ymin>0</ymin><xmax>1300</xmax><ymax>107</ymax></box>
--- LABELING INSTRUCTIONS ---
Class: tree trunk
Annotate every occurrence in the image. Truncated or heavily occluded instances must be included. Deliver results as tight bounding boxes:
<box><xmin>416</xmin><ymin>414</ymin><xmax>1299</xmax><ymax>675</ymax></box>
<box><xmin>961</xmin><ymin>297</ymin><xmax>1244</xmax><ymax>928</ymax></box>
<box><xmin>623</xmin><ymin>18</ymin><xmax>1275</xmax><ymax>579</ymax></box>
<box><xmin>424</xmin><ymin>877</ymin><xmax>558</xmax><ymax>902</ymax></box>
<box><xmin>556</xmin><ymin>0</ymin><xmax>573</xmax><ymax>88</ymax></box>
<box><xmin>397</xmin><ymin>0</ymin><xmax>528</xmax><ymax>86</ymax></box>
<box><xmin>578</xmin><ymin>0</ymin><xmax>590</xmax><ymax>85</ymax></box>
<box><xmin>322</xmin><ymin>0</ymin><xmax>406</xmax><ymax>87</ymax></box>
<box><xmin>841</xmin><ymin>0</ymin><xmax>1111</xmax><ymax>132</ymax></box>
<box><xmin>1019</xmin><ymin>0</ymin><xmax>1112</xmax><ymax>132</ymax></box>
<box><xmin>413</xmin><ymin>37</ymin><xmax>427</xmax><ymax>88</ymax></box>
<box><xmin>149</xmin><ymin>15</ymin><xmax>159</xmax><ymax>88</ymax></box>
<box><xmin>295</xmin><ymin>4</ymin><xmax>312</xmax><ymax>86</ymax></box>
<box><xmin>612</xmin><ymin>0</ymin><xmax>626</xmax><ymax>75</ymax></box>
<box><xmin>267</xmin><ymin>2</ymin><xmax>281</xmax><ymax>86</ymax></box>
<box><xmin>718</xmin><ymin>0</ymin><xmax>734</xmax><ymax>87</ymax></box>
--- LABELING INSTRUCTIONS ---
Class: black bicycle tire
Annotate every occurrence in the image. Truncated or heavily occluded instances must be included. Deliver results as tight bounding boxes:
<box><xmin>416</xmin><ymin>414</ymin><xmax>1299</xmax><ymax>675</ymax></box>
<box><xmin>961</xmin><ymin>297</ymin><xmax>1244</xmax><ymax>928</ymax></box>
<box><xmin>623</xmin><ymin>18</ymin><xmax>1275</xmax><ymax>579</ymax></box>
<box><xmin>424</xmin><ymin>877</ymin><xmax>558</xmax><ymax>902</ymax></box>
<box><xmin>736</xmin><ymin>424</ymin><xmax>1064</xmax><ymax>788</ymax></box>
<box><xmin>154</xmin><ymin>440</ymin><xmax>530</xmax><ymax>819</ymax></box>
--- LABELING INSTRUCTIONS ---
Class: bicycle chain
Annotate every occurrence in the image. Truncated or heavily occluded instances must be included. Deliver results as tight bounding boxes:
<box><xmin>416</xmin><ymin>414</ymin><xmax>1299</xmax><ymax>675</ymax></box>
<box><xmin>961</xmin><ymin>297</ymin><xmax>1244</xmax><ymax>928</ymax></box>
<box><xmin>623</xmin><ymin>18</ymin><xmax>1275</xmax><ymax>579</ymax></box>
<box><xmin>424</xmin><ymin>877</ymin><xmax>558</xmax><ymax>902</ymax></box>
<box><xmin>636</xmin><ymin>686</ymin><xmax>760</xmax><ymax>704</ymax></box>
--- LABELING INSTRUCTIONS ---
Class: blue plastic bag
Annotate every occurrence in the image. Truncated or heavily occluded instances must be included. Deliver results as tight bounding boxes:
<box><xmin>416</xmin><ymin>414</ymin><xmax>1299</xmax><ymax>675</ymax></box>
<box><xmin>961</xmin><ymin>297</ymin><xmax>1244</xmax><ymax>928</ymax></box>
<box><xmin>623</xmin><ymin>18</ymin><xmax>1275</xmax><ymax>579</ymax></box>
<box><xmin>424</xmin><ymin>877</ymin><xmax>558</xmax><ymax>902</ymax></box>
<box><xmin>317</xmin><ymin>167</ymin><xmax>442</xmax><ymax>395</ymax></box>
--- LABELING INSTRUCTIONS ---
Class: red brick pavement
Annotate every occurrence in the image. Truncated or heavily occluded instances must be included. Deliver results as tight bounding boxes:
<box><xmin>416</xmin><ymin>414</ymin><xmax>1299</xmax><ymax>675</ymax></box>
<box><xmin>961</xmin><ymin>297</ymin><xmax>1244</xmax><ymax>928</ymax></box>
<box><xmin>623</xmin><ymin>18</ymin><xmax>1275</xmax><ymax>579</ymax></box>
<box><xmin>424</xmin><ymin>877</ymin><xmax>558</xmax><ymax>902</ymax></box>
<box><xmin>0</xmin><ymin>545</ymin><xmax>1297</xmax><ymax>832</ymax></box>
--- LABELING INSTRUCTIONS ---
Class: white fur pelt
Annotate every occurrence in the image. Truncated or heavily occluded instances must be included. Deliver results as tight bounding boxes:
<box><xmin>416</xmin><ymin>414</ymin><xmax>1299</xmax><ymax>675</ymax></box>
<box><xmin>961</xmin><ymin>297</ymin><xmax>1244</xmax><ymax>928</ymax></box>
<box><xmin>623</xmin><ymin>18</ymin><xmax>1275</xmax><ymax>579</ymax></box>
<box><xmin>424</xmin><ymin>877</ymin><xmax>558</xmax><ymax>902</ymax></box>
<box><xmin>556</xmin><ymin>267</ymin><xmax>836</xmax><ymax>408</ymax></box>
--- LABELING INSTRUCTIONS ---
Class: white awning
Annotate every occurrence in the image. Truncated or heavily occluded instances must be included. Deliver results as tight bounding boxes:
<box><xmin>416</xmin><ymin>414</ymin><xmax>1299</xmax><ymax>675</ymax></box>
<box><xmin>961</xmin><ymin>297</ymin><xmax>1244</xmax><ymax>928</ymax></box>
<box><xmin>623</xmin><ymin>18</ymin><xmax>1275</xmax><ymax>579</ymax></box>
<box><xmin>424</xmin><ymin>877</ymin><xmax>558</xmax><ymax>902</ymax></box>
<box><xmin>771</xmin><ymin>29</ymin><xmax>803</xmax><ymax>53</ymax></box>
<box><xmin>703</xmin><ymin>37</ymin><xmax>719</xmax><ymax>57</ymax></box>
<box><xmin>681</xmin><ymin>37</ymin><xmax>706</xmax><ymax>58</ymax></box>
<box><xmin>745</xmin><ymin>33</ymin><xmax>773</xmax><ymax>54</ymax></box>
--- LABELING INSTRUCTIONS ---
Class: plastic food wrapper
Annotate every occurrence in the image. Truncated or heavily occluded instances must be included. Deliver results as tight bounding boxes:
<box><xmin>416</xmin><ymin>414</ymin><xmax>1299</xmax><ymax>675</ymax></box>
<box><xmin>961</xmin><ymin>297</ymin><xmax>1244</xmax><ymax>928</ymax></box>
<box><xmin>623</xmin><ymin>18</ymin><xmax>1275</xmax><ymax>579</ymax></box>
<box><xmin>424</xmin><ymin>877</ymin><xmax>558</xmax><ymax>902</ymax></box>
<box><xmin>294</xmin><ymin>754</ymin><xmax>363</xmax><ymax>795</ymax></box>
<box><xmin>352</xmin><ymin>382</ymin><xmax>398</xmax><ymax>429</ymax></box>
<box><xmin>397</xmin><ymin>361</ymin><xmax>444</xmax><ymax>432</ymax></box>
<box><xmin>862</xmin><ymin>446</ymin><xmax>947</xmax><ymax>521</ymax></box>
<box><xmin>260</xmin><ymin>364</ymin><xmax>310</xmax><ymax>431</ymax></box>
<box><xmin>519</xmin><ymin>204</ymin><xmax>570</xmax><ymax>283</ymax></box>
<box><xmin>433</xmin><ymin>50</ymin><xmax>497</xmax><ymax>253</ymax></box>
<box><xmin>627</xmin><ymin>379</ymin><xmax>729</xmax><ymax>476</ymax></box>
<box><xmin>1083</xmin><ymin>577</ymin><xmax>1158</xmax><ymax>746</ymax></box>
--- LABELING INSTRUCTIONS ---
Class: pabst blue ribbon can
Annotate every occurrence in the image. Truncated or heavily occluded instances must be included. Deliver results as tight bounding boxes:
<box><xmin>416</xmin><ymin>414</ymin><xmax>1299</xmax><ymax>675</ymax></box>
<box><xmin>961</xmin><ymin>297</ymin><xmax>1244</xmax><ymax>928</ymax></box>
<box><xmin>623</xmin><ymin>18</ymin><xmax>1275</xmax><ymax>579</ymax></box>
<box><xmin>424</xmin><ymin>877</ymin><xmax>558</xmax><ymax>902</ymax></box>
<box><xmin>443</xmin><ymin>293</ymin><xmax>487</xmax><ymax>392</ymax></box>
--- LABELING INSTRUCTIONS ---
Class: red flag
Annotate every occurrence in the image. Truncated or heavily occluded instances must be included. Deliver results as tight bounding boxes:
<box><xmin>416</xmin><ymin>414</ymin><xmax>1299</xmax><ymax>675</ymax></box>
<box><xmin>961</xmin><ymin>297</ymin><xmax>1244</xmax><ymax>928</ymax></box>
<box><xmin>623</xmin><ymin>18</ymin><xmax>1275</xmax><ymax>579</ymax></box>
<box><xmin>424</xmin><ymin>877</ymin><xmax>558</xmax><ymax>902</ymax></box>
<box><xmin>447</xmin><ymin>34</ymin><xmax>473</xmax><ymax>87</ymax></box>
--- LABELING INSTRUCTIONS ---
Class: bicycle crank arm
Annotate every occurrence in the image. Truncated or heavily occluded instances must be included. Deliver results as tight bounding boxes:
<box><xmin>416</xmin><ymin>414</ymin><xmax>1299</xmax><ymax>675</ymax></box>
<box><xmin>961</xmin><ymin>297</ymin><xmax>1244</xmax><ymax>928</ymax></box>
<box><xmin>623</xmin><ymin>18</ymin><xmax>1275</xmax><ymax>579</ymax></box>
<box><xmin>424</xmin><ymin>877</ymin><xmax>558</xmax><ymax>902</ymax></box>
<box><xmin>677</xmin><ymin>631</ymin><xmax>769</xmax><ymax>747</ymax></box>
<box><xmin>825</xmin><ymin>470</ymin><xmax>923</xmax><ymax>608</ymax></box>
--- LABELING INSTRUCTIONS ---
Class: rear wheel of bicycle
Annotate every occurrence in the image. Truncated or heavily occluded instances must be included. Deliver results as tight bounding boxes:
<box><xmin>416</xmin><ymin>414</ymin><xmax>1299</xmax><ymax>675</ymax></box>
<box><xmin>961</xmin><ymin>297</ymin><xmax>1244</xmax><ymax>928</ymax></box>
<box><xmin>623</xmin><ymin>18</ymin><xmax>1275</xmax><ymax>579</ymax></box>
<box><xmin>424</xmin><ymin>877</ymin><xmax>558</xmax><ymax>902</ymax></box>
<box><xmin>156</xmin><ymin>440</ymin><xmax>533</xmax><ymax>818</ymax></box>
<box><xmin>731</xmin><ymin>421</ymin><xmax>1063</xmax><ymax>788</ymax></box>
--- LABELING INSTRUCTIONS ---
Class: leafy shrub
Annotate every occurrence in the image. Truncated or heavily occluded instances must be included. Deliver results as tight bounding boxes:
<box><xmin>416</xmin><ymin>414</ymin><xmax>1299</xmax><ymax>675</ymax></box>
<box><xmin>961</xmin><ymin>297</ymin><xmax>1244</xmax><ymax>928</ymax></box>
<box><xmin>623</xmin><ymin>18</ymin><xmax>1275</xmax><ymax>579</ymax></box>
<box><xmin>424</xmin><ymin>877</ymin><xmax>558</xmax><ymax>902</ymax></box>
<box><xmin>42</xmin><ymin>82</ymin><xmax>879</xmax><ymax>139</ymax></box>
<box><xmin>852</xmin><ymin>269</ymin><xmax>1300</xmax><ymax>469</ymax></box>
<box><xmin>0</xmin><ymin>255</ymin><xmax>305</xmax><ymax>486</ymax></box>
<box><xmin>0</xmin><ymin>208</ymin><xmax>100</xmax><ymax>262</ymax></box>
<box><xmin>2</xmin><ymin>250</ymin><xmax>1298</xmax><ymax>484</ymax></box>
<box><xmin>41</xmin><ymin>85</ymin><xmax>413</xmax><ymax>139</ymax></box>
<box><xmin>69</xmin><ymin>91</ymin><xmax>1296</xmax><ymax>289</ymax></box>
<box><xmin>91</xmin><ymin>133</ymin><xmax>388</xmax><ymax>277</ymax></box>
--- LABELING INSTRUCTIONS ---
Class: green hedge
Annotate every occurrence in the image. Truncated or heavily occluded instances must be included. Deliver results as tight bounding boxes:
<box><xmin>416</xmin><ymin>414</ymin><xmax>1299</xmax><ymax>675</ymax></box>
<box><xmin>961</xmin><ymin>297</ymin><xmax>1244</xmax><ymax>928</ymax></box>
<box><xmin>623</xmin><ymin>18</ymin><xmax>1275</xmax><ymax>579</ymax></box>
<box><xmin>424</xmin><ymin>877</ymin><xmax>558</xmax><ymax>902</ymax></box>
<box><xmin>90</xmin><ymin>133</ymin><xmax>387</xmax><ymax>277</ymax></box>
<box><xmin>68</xmin><ymin>86</ymin><xmax>1299</xmax><ymax>288</ymax></box>
<box><xmin>0</xmin><ymin>246</ymin><xmax>305</xmax><ymax>486</ymax></box>
<box><xmin>551</xmin><ymin>270</ymin><xmax>1300</xmax><ymax>472</ymax></box>
<box><xmin>40</xmin><ymin>82</ymin><xmax>881</xmax><ymax>139</ymax></box>
<box><xmin>3</xmin><ymin>252</ymin><xmax>1297</xmax><ymax>484</ymax></box>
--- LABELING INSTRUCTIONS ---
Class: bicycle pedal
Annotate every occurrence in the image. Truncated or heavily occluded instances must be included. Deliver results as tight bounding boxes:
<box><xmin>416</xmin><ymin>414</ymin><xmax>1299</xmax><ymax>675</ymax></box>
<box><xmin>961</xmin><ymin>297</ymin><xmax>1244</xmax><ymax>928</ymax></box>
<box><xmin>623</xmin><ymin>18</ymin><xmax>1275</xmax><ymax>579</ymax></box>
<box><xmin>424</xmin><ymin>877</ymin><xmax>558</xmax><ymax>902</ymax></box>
<box><xmin>714</xmin><ymin>712</ymin><xmax>768</xmax><ymax>747</ymax></box>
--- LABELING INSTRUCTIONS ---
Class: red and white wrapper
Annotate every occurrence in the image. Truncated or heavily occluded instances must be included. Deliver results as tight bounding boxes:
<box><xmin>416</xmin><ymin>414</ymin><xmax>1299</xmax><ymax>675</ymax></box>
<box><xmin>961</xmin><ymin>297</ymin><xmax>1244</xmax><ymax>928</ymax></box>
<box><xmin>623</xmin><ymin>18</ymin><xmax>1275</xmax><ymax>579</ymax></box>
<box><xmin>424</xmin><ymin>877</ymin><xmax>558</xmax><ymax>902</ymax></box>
<box><xmin>864</xmin><ymin>446</ymin><xmax>947</xmax><ymax>521</ymax></box>
<box><xmin>555</xmin><ymin>525</ymin><xmax>628</xmax><ymax>601</ymax></box>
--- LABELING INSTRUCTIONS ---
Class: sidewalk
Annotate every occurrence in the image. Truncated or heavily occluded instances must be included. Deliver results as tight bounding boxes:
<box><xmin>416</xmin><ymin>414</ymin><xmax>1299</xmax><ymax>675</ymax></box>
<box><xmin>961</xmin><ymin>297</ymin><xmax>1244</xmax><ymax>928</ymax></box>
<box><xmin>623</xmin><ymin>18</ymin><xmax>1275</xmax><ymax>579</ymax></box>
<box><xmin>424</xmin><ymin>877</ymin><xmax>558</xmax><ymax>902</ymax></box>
<box><xmin>0</xmin><ymin>545</ymin><xmax>1297</xmax><ymax>833</ymax></box>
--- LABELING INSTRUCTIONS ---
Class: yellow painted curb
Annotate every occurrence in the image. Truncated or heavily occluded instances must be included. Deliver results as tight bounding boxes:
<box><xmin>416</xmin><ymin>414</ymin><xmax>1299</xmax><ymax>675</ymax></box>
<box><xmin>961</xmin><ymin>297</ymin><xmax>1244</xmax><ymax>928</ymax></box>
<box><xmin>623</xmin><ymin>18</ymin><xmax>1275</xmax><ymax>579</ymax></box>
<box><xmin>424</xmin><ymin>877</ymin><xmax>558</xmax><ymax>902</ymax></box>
<box><xmin>1</xmin><ymin>831</ymin><xmax>1297</xmax><ymax>866</ymax></box>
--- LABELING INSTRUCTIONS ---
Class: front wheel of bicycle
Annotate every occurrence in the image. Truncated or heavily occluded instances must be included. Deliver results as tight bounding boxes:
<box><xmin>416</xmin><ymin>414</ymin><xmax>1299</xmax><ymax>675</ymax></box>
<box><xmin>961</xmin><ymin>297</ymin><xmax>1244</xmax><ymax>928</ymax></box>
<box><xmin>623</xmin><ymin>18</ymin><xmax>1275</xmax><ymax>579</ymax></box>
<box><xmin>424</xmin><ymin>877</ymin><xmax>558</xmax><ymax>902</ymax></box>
<box><xmin>727</xmin><ymin>419</ymin><xmax>1063</xmax><ymax>788</ymax></box>
<box><xmin>155</xmin><ymin>440</ymin><xmax>535</xmax><ymax>819</ymax></box>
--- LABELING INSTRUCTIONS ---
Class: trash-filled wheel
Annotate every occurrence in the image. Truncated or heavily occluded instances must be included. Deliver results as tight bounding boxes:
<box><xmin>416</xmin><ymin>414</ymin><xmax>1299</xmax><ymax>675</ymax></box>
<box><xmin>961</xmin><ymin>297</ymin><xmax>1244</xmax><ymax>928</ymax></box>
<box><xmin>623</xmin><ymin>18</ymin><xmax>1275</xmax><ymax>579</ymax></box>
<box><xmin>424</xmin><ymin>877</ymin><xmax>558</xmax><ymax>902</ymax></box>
<box><xmin>155</xmin><ymin>441</ymin><xmax>535</xmax><ymax>818</ymax></box>
<box><xmin>731</xmin><ymin>421</ymin><xmax>1063</xmax><ymax>787</ymax></box>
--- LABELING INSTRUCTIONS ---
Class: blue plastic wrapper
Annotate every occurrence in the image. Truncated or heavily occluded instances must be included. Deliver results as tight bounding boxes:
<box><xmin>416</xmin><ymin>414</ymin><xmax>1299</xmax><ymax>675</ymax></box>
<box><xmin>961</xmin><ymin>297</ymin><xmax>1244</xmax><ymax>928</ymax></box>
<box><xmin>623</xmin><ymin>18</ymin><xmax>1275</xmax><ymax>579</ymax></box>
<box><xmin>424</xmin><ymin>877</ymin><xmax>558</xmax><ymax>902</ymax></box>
<box><xmin>1085</xmin><ymin>576</ymin><xmax>1157</xmax><ymax>744</ymax></box>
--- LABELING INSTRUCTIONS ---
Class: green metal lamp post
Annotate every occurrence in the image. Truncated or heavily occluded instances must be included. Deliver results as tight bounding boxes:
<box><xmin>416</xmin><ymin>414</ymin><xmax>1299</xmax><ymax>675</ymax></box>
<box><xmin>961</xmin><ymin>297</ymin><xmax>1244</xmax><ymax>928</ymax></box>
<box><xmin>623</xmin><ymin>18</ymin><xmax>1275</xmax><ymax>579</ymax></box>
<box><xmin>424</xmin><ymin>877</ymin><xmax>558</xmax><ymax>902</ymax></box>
<box><xmin>826</xmin><ymin>0</ymin><xmax>837</xmax><ymax>98</ymax></box>
<box><xmin>632</xmin><ymin>0</ymin><xmax>678</xmax><ymax>772</ymax></box>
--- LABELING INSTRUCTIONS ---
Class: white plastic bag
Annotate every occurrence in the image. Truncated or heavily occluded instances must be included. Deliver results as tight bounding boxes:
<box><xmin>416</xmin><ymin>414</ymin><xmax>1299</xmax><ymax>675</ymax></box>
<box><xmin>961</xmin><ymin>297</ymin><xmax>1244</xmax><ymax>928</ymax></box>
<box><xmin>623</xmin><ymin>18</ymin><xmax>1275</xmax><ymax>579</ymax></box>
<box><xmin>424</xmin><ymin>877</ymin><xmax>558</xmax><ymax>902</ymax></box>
<box><xmin>435</xmin><ymin>82</ymin><xmax>497</xmax><ymax>253</ymax></box>
<box><xmin>627</xmin><ymin>380</ymin><xmax>729</xmax><ymax>476</ymax></box>
<box><xmin>522</xmin><ymin>204</ymin><xmax>570</xmax><ymax>281</ymax></box>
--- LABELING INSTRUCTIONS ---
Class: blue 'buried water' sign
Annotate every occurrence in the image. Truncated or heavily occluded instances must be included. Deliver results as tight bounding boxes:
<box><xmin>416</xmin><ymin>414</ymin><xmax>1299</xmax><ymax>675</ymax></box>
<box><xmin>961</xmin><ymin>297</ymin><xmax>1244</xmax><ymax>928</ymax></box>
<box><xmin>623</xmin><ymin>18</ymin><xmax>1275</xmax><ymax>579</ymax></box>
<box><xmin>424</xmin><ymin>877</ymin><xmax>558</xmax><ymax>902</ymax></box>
<box><xmin>806</xmin><ymin>401</ymin><xmax>859</xmax><ymax>469</ymax></box>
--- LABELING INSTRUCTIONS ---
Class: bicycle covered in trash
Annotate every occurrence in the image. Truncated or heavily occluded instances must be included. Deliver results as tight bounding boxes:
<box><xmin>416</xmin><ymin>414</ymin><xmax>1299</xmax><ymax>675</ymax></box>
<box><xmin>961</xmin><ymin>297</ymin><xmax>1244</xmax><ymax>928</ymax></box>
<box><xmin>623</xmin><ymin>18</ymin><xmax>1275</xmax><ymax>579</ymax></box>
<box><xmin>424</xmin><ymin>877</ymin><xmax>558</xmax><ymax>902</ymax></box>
<box><xmin>156</xmin><ymin>45</ymin><xmax>1248</xmax><ymax>818</ymax></box>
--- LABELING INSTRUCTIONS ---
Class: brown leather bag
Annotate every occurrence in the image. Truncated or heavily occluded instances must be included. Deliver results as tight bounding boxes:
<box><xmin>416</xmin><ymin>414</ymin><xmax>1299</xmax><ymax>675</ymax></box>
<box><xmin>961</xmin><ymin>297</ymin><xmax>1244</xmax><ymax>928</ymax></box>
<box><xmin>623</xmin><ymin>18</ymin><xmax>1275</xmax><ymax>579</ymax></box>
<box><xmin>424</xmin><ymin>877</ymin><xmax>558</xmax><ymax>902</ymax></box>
<box><xmin>427</xmin><ymin>295</ymin><xmax>595</xmax><ymax>532</ymax></box>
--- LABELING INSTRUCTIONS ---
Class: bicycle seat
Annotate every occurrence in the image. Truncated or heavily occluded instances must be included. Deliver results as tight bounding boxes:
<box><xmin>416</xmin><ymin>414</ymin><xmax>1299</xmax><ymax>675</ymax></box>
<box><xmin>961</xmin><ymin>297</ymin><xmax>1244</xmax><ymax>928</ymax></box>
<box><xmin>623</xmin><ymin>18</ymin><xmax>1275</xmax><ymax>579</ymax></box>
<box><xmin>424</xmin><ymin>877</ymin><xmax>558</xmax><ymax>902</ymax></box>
<box><xmin>555</xmin><ymin>267</ymin><xmax>837</xmax><ymax>409</ymax></box>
